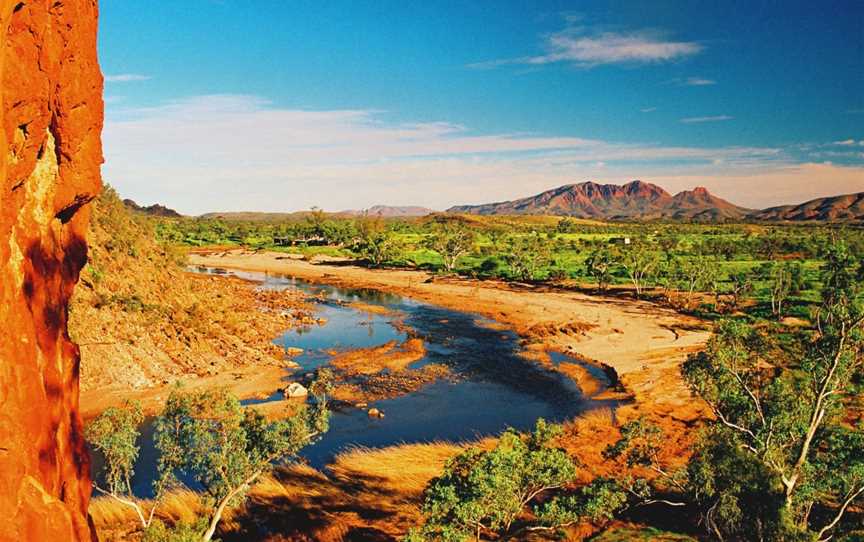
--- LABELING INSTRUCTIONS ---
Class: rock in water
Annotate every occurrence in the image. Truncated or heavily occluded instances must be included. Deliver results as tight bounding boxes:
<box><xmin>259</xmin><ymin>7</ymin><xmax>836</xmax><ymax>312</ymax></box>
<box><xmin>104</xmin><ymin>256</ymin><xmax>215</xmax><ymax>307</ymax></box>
<box><xmin>0</xmin><ymin>2</ymin><xmax>103</xmax><ymax>540</ymax></box>
<box><xmin>285</xmin><ymin>382</ymin><xmax>308</xmax><ymax>398</ymax></box>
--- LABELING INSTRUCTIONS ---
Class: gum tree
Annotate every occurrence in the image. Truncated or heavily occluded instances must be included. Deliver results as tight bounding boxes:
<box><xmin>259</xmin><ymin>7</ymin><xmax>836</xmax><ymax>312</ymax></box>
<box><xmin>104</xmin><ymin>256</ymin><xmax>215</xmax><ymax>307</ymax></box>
<box><xmin>604</xmin><ymin>243</ymin><xmax>863</xmax><ymax>540</ymax></box>
<box><xmin>620</xmin><ymin>244</ymin><xmax>660</xmax><ymax>298</ymax></box>
<box><xmin>157</xmin><ymin>371</ymin><xmax>333</xmax><ymax>541</ymax></box>
<box><xmin>503</xmin><ymin>234</ymin><xmax>551</xmax><ymax>282</ymax></box>
<box><xmin>87</xmin><ymin>370</ymin><xmax>333</xmax><ymax>541</ymax></box>
<box><xmin>86</xmin><ymin>401</ymin><xmax>161</xmax><ymax>528</ymax></box>
<box><xmin>586</xmin><ymin>248</ymin><xmax>617</xmax><ymax>292</ymax></box>
<box><xmin>424</xmin><ymin>222</ymin><xmax>476</xmax><ymax>273</ymax></box>
<box><xmin>353</xmin><ymin>214</ymin><xmax>402</xmax><ymax>267</ymax></box>
<box><xmin>680</xmin><ymin>311</ymin><xmax>863</xmax><ymax>540</ymax></box>
<box><xmin>759</xmin><ymin>261</ymin><xmax>804</xmax><ymax>319</ymax></box>
<box><xmin>407</xmin><ymin>419</ymin><xmax>626</xmax><ymax>541</ymax></box>
<box><xmin>673</xmin><ymin>255</ymin><xmax>714</xmax><ymax>309</ymax></box>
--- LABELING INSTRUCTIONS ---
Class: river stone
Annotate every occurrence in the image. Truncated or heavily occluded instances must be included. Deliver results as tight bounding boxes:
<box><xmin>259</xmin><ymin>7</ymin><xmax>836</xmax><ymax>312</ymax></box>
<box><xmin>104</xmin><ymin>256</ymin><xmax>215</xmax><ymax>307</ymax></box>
<box><xmin>285</xmin><ymin>382</ymin><xmax>308</xmax><ymax>398</ymax></box>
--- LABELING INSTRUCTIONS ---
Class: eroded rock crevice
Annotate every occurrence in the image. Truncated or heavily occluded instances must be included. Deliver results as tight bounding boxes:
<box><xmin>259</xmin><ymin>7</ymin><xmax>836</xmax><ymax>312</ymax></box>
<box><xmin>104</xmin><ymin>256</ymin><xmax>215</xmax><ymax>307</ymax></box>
<box><xmin>0</xmin><ymin>0</ymin><xmax>103</xmax><ymax>540</ymax></box>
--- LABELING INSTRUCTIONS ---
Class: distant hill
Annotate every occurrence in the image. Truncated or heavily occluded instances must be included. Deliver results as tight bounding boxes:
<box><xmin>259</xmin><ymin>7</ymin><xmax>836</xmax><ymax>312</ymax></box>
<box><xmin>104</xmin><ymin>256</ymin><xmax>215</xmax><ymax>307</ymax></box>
<box><xmin>750</xmin><ymin>192</ymin><xmax>864</xmax><ymax>221</ymax></box>
<box><xmin>447</xmin><ymin>180</ymin><xmax>752</xmax><ymax>221</ymax></box>
<box><xmin>198</xmin><ymin>211</ymin><xmax>317</xmax><ymax>222</ymax></box>
<box><xmin>123</xmin><ymin>199</ymin><xmax>182</xmax><ymax>218</ymax></box>
<box><xmin>201</xmin><ymin>206</ymin><xmax>434</xmax><ymax>221</ymax></box>
<box><xmin>342</xmin><ymin>205</ymin><xmax>435</xmax><ymax>217</ymax></box>
<box><xmin>178</xmin><ymin>185</ymin><xmax>864</xmax><ymax>224</ymax></box>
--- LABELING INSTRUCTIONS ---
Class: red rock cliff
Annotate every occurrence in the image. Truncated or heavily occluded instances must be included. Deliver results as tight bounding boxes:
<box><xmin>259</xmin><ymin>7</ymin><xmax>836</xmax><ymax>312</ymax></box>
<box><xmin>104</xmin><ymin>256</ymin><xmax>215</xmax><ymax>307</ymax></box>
<box><xmin>0</xmin><ymin>1</ymin><xmax>103</xmax><ymax>540</ymax></box>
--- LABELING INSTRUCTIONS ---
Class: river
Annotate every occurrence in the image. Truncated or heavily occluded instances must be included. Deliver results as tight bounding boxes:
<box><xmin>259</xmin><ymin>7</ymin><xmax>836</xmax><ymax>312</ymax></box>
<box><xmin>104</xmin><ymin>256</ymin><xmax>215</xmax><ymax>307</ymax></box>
<box><xmin>92</xmin><ymin>267</ymin><xmax>616</xmax><ymax>497</ymax></box>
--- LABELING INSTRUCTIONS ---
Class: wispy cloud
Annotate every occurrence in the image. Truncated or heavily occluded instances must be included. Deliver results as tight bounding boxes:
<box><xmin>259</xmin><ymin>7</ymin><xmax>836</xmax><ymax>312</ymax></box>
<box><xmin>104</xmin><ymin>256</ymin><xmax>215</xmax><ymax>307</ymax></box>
<box><xmin>640</xmin><ymin>107</ymin><xmax>658</xmax><ymax>113</ymax></box>
<box><xmin>469</xmin><ymin>22</ymin><xmax>702</xmax><ymax>69</ymax></box>
<box><xmin>812</xmin><ymin>150</ymin><xmax>864</xmax><ymax>159</ymax></box>
<box><xmin>833</xmin><ymin>139</ymin><xmax>864</xmax><ymax>146</ymax></box>
<box><xmin>683</xmin><ymin>77</ymin><xmax>716</xmax><ymax>86</ymax></box>
<box><xmin>102</xmin><ymin>94</ymin><xmax>862</xmax><ymax>214</ymax></box>
<box><xmin>680</xmin><ymin>115</ymin><xmax>733</xmax><ymax>124</ymax></box>
<box><xmin>105</xmin><ymin>73</ymin><xmax>151</xmax><ymax>83</ymax></box>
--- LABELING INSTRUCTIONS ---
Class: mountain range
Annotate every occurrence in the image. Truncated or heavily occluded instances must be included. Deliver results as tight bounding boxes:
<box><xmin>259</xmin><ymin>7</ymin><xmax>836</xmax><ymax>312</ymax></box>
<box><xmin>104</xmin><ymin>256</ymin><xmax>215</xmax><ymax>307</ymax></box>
<box><xmin>341</xmin><ymin>205</ymin><xmax>435</xmax><ymax>217</ymax></box>
<box><xmin>448</xmin><ymin>181</ymin><xmax>863</xmax><ymax>222</ymax></box>
<box><xmin>750</xmin><ymin>192</ymin><xmax>864</xmax><ymax>221</ymax></box>
<box><xmin>198</xmin><ymin>205</ymin><xmax>435</xmax><ymax>222</ymax></box>
<box><xmin>134</xmin><ymin>183</ymin><xmax>863</xmax><ymax>223</ymax></box>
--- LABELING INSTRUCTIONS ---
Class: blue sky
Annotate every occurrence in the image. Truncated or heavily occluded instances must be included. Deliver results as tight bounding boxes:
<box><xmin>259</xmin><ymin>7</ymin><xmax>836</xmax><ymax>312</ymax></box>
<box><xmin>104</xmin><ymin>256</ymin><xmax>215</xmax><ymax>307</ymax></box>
<box><xmin>99</xmin><ymin>0</ymin><xmax>864</xmax><ymax>214</ymax></box>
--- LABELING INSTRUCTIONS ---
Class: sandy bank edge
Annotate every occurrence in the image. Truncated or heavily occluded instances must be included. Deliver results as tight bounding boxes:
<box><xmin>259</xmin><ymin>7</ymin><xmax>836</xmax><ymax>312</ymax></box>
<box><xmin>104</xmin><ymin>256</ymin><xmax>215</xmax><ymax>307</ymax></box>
<box><xmin>190</xmin><ymin>249</ymin><xmax>712</xmax><ymax>423</ymax></box>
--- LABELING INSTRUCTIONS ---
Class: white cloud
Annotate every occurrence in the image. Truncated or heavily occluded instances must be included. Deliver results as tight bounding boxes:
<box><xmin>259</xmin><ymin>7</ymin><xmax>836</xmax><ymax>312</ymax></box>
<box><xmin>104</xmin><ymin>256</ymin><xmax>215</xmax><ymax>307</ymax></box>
<box><xmin>683</xmin><ymin>77</ymin><xmax>716</xmax><ymax>86</ymax></box>
<box><xmin>533</xmin><ymin>31</ymin><xmax>701</xmax><ymax>66</ymax></box>
<box><xmin>833</xmin><ymin>139</ymin><xmax>863</xmax><ymax>146</ymax></box>
<box><xmin>680</xmin><ymin>115</ymin><xmax>733</xmax><ymax>124</ymax></box>
<box><xmin>469</xmin><ymin>24</ymin><xmax>702</xmax><ymax>69</ymax></box>
<box><xmin>640</xmin><ymin>107</ymin><xmax>658</xmax><ymax>113</ymax></box>
<box><xmin>105</xmin><ymin>73</ymin><xmax>151</xmax><ymax>83</ymax></box>
<box><xmin>102</xmin><ymin>94</ymin><xmax>861</xmax><ymax>214</ymax></box>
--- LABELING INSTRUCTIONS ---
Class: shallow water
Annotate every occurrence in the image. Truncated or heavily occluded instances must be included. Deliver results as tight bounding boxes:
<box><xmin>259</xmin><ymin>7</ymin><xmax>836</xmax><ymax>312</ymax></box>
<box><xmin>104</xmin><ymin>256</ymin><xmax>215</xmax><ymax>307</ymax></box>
<box><xmin>92</xmin><ymin>267</ymin><xmax>615</xmax><ymax>497</ymax></box>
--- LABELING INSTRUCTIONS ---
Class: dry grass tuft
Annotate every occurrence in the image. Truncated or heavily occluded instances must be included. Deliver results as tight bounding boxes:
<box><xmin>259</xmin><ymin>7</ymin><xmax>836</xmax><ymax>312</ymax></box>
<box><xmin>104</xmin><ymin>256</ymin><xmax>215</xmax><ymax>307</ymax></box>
<box><xmin>90</xmin><ymin>489</ymin><xmax>204</xmax><ymax>541</ymax></box>
<box><xmin>90</xmin><ymin>440</ymin><xmax>478</xmax><ymax>542</ymax></box>
<box><xmin>328</xmin><ymin>441</ymin><xmax>469</xmax><ymax>494</ymax></box>
<box><xmin>219</xmin><ymin>441</ymin><xmax>475</xmax><ymax>542</ymax></box>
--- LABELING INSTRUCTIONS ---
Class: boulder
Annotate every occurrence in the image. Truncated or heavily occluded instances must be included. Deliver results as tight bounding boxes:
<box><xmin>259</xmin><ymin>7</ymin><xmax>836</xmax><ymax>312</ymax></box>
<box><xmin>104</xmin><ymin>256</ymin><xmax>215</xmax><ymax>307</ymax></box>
<box><xmin>285</xmin><ymin>382</ymin><xmax>308</xmax><ymax>399</ymax></box>
<box><xmin>367</xmin><ymin>408</ymin><xmax>385</xmax><ymax>418</ymax></box>
<box><xmin>284</xmin><ymin>347</ymin><xmax>304</xmax><ymax>357</ymax></box>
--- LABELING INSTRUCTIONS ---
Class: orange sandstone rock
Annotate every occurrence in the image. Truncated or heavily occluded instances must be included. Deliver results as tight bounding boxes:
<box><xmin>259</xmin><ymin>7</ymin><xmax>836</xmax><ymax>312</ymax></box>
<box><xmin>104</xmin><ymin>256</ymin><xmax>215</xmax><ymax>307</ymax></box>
<box><xmin>0</xmin><ymin>1</ymin><xmax>103</xmax><ymax>540</ymax></box>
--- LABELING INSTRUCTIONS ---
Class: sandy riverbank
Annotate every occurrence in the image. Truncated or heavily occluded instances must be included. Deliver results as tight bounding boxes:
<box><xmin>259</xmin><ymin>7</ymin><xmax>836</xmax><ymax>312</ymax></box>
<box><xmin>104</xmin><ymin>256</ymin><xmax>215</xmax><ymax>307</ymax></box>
<box><xmin>190</xmin><ymin>249</ymin><xmax>712</xmax><ymax>423</ymax></box>
<box><xmin>79</xmin><ymin>363</ymin><xmax>293</xmax><ymax>420</ymax></box>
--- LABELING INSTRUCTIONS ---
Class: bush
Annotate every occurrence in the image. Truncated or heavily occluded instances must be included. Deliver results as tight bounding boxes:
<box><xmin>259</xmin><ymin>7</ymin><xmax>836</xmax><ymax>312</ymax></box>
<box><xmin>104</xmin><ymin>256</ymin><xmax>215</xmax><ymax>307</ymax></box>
<box><xmin>87</xmin><ymin>372</ymin><xmax>333</xmax><ymax>541</ymax></box>
<box><xmin>407</xmin><ymin>419</ymin><xmax>625</xmax><ymax>541</ymax></box>
<box><xmin>143</xmin><ymin>518</ymin><xmax>213</xmax><ymax>542</ymax></box>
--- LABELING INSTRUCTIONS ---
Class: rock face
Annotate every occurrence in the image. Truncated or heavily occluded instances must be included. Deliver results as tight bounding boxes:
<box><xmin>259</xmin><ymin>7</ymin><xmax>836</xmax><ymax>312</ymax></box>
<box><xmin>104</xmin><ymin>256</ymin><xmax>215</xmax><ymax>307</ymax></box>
<box><xmin>0</xmin><ymin>1</ymin><xmax>103</xmax><ymax>541</ymax></box>
<box><xmin>448</xmin><ymin>180</ymin><xmax>753</xmax><ymax>221</ymax></box>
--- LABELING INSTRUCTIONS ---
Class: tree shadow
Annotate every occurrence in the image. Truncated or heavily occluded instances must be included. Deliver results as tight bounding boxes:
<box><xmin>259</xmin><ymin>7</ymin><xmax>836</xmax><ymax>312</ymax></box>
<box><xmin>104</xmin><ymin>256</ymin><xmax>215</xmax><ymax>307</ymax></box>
<box><xmin>221</xmin><ymin>465</ymin><xmax>419</xmax><ymax>542</ymax></box>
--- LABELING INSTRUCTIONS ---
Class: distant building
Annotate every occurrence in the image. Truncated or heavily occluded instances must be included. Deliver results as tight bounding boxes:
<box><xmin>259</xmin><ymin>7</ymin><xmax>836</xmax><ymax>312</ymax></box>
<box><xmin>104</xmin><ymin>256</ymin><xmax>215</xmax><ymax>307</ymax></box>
<box><xmin>608</xmin><ymin>236</ymin><xmax>631</xmax><ymax>245</ymax></box>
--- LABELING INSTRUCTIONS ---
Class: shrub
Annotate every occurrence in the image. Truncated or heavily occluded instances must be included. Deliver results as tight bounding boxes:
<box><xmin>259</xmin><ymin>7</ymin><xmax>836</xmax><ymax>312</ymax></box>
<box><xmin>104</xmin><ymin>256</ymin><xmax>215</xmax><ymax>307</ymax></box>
<box><xmin>407</xmin><ymin>419</ymin><xmax>625</xmax><ymax>541</ymax></box>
